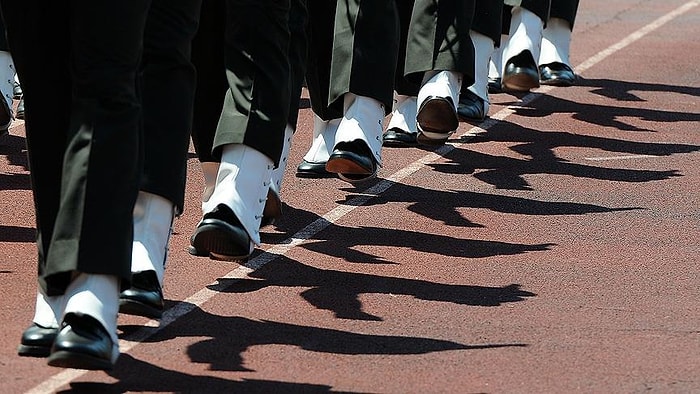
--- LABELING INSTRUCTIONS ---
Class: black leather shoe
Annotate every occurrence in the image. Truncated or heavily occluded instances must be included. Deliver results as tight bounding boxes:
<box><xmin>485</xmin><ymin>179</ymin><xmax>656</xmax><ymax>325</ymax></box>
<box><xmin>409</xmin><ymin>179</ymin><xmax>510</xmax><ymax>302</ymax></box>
<box><xmin>47</xmin><ymin>312</ymin><xmax>116</xmax><ymax>371</ymax></box>
<box><xmin>296</xmin><ymin>159</ymin><xmax>333</xmax><ymax>178</ymax></box>
<box><xmin>382</xmin><ymin>128</ymin><xmax>417</xmax><ymax>147</ymax></box>
<box><xmin>326</xmin><ymin>140</ymin><xmax>378</xmax><ymax>183</ymax></box>
<box><xmin>190</xmin><ymin>204</ymin><xmax>252</xmax><ymax>261</ymax></box>
<box><xmin>457</xmin><ymin>90</ymin><xmax>487</xmax><ymax>121</ymax></box>
<box><xmin>119</xmin><ymin>270</ymin><xmax>164</xmax><ymax>319</ymax></box>
<box><xmin>539</xmin><ymin>62</ymin><xmax>576</xmax><ymax>86</ymax></box>
<box><xmin>488</xmin><ymin>77</ymin><xmax>503</xmax><ymax>94</ymax></box>
<box><xmin>18</xmin><ymin>323</ymin><xmax>58</xmax><ymax>357</ymax></box>
<box><xmin>502</xmin><ymin>50</ymin><xmax>540</xmax><ymax>92</ymax></box>
<box><xmin>416</xmin><ymin>95</ymin><xmax>459</xmax><ymax>137</ymax></box>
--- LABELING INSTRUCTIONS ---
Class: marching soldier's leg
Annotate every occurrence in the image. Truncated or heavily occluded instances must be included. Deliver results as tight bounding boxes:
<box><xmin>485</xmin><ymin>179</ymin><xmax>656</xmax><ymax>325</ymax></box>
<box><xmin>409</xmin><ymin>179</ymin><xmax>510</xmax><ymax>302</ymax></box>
<box><xmin>119</xmin><ymin>0</ymin><xmax>203</xmax><ymax>320</ymax></box>
<box><xmin>324</xmin><ymin>0</ymin><xmax>400</xmax><ymax>183</ymax></box>
<box><xmin>500</xmin><ymin>0</ymin><xmax>551</xmax><ymax>92</ymax></box>
<box><xmin>539</xmin><ymin>0</ymin><xmax>580</xmax><ymax>86</ymax></box>
<box><xmin>458</xmin><ymin>0</ymin><xmax>504</xmax><ymax>121</ymax></box>
<box><xmin>383</xmin><ymin>0</ymin><xmax>421</xmax><ymax>148</ymax></box>
<box><xmin>405</xmin><ymin>0</ymin><xmax>476</xmax><ymax>145</ymax></box>
<box><xmin>190</xmin><ymin>0</ymin><xmax>292</xmax><ymax>261</ymax></box>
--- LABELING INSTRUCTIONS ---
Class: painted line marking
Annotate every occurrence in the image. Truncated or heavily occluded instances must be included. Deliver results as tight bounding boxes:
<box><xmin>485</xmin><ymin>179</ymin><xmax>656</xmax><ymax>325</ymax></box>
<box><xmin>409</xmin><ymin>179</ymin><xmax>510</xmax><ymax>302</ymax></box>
<box><xmin>584</xmin><ymin>154</ymin><xmax>659</xmax><ymax>161</ymax></box>
<box><xmin>24</xmin><ymin>2</ymin><xmax>699</xmax><ymax>393</ymax></box>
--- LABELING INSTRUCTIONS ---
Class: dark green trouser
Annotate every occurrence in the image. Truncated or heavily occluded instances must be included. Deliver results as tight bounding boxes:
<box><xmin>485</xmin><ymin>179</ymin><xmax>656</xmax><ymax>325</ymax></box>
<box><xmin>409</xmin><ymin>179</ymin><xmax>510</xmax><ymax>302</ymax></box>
<box><xmin>306</xmin><ymin>0</ymin><xmax>400</xmax><ymax>120</ymax></box>
<box><xmin>404</xmin><ymin>0</ymin><xmax>476</xmax><ymax>88</ymax></box>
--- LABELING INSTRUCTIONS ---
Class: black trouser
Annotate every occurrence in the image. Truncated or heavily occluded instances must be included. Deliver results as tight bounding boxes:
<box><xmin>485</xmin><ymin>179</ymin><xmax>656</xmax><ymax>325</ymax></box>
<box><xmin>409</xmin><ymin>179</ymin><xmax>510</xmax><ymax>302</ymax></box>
<box><xmin>550</xmin><ymin>0</ymin><xmax>579</xmax><ymax>27</ymax></box>
<box><xmin>502</xmin><ymin>0</ymin><xmax>552</xmax><ymax>34</ymax></box>
<box><xmin>1</xmin><ymin>1</ymin><xmax>200</xmax><ymax>294</ymax></box>
<box><xmin>306</xmin><ymin>0</ymin><xmax>400</xmax><ymax>120</ymax></box>
<box><xmin>191</xmin><ymin>0</ymin><xmax>306</xmax><ymax>166</ymax></box>
<box><xmin>0</xmin><ymin>16</ymin><xmax>8</xmax><ymax>51</ymax></box>
<box><xmin>472</xmin><ymin>0</ymin><xmax>504</xmax><ymax>47</ymax></box>
<box><xmin>140</xmin><ymin>0</ymin><xmax>202</xmax><ymax>215</ymax></box>
<box><xmin>404</xmin><ymin>0</ymin><xmax>476</xmax><ymax>88</ymax></box>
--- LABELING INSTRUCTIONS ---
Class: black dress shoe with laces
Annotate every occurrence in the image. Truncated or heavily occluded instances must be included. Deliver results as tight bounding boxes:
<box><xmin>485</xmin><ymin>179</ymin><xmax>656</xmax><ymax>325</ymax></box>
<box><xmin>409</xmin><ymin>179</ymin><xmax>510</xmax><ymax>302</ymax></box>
<box><xmin>119</xmin><ymin>270</ymin><xmax>164</xmax><ymax>319</ymax></box>
<box><xmin>47</xmin><ymin>312</ymin><xmax>117</xmax><ymax>371</ymax></box>
<box><xmin>539</xmin><ymin>62</ymin><xmax>576</xmax><ymax>86</ymax></box>
<box><xmin>457</xmin><ymin>90</ymin><xmax>487</xmax><ymax>121</ymax></box>
<box><xmin>295</xmin><ymin>159</ymin><xmax>333</xmax><ymax>178</ymax></box>
<box><xmin>382</xmin><ymin>128</ymin><xmax>417</xmax><ymax>147</ymax></box>
<box><xmin>326</xmin><ymin>140</ymin><xmax>378</xmax><ymax>183</ymax></box>
<box><xmin>18</xmin><ymin>323</ymin><xmax>58</xmax><ymax>357</ymax></box>
<box><xmin>190</xmin><ymin>204</ymin><xmax>252</xmax><ymax>261</ymax></box>
<box><xmin>502</xmin><ymin>50</ymin><xmax>540</xmax><ymax>92</ymax></box>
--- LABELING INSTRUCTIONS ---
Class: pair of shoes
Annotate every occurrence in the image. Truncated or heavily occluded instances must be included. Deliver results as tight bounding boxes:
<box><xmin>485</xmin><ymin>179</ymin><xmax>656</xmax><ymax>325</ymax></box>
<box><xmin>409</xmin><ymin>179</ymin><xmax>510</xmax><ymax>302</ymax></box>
<box><xmin>502</xmin><ymin>50</ymin><xmax>540</xmax><ymax>92</ymax></box>
<box><xmin>190</xmin><ymin>204</ymin><xmax>252</xmax><ymax>261</ymax></box>
<box><xmin>457</xmin><ymin>90</ymin><xmax>487</xmax><ymax>121</ymax></box>
<box><xmin>488</xmin><ymin>77</ymin><xmax>503</xmax><ymax>94</ymax></box>
<box><xmin>382</xmin><ymin>128</ymin><xmax>417</xmax><ymax>147</ymax></box>
<box><xmin>326</xmin><ymin>140</ymin><xmax>378</xmax><ymax>183</ymax></box>
<box><xmin>47</xmin><ymin>312</ymin><xmax>117</xmax><ymax>370</ymax></box>
<box><xmin>539</xmin><ymin>62</ymin><xmax>576</xmax><ymax>86</ymax></box>
<box><xmin>18</xmin><ymin>323</ymin><xmax>58</xmax><ymax>357</ymax></box>
<box><xmin>296</xmin><ymin>159</ymin><xmax>333</xmax><ymax>178</ymax></box>
<box><xmin>416</xmin><ymin>96</ymin><xmax>458</xmax><ymax>145</ymax></box>
<box><xmin>119</xmin><ymin>270</ymin><xmax>164</xmax><ymax>319</ymax></box>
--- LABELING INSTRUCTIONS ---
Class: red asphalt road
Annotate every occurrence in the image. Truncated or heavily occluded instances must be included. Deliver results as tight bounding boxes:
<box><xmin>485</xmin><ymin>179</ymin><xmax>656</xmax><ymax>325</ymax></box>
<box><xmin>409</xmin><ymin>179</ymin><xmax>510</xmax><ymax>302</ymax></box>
<box><xmin>1</xmin><ymin>1</ymin><xmax>699</xmax><ymax>393</ymax></box>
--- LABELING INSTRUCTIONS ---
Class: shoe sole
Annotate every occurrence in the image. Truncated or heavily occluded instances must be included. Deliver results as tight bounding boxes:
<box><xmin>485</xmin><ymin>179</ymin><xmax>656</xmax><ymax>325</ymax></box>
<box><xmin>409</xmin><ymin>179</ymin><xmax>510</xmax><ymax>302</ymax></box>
<box><xmin>502</xmin><ymin>73</ymin><xmax>540</xmax><ymax>92</ymax></box>
<box><xmin>18</xmin><ymin>344</ymin><xmax>51</xmax><ymax>358</ymax></box>
<box><xmin>325</xmin><ymin>156</ymin><xmax>373</xmax><ymax>175</ymax></box>
<box><xmin>47</xmin><ymin>350</ymin><xmax>114</xmax><ymax>370</ymax></box>
<box><xmin>190</xmin><ymin>222</ymin><xmax>251</xmax><ymax>261</ymax></box>
<box><xmin>119</xmin><ymin>299</ymin><xmax>163</xmax><ymax>319</ymax></box>
<box><xmin>416</xmin><ymin>99</ymin><xmax>459</xmax><ymax>135</ymax></box>
<box><xmin>540</xmin><ymin>77</ymin><xmax>574</xmax><ymax>87</ymax></box>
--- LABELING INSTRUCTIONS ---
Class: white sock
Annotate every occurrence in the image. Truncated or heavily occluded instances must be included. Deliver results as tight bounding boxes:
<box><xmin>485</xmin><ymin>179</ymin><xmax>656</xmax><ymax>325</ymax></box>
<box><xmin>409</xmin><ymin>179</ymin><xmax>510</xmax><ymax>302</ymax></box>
<box><xmin>32</xmin><ymin>290</ymin><xmax>63</xmax><ymax>329</ymax></box>
<box><xmin>302</xmin><ymin>115</ymin><xmax>340</xmax><ymax>164</ymax></box>
<box><xmin>539</xmin><ymin>17</ymin><xmax>573</xmax><ymax>66</ymax></box>
<box><xmin>131</xmin><ymin>191</ymin><xmax>175</xmax><ymax>285</ymax></box>
<box><xmin>0</xmin><ymin>51</ymin><xmax>15</xmax><ymax>110</ymax></box>
<box><xmin>501</xmin><ymin>6</ymin><xmax>544</xmax><ymax>75</ymax></box>
<box><xmin>488</xmin><ymin>34</ymin><xmax>509</xmax><ymax>80</ymax></box>
<box><xmin>418</xmin><ymin>70</ymin><xmax>463</xmax><ymax>110</ymax></box>
<box><xmin>63</xmin><ymin>273</ymin><xmax>120</xmax><ymax>362</ymax></box>
<box><xmin>205</xmin><ymin>144</ymin><xmax>274</xmax><ymax>245</ymax></box>
<box><xmin>386</xmin><ymin>94</ymin><xmax>417</xmax><ymax>134</ymax></box>
<box><xmin>270</xmin><ymin>123</ymin><xmax>294</xmax><ymax>195</ymax></box>
<box><xmin>468</xmin><ymin>30</ymin><xmax>496</xmax><ymax>102</ymax></box>
<box><xmin>200</xmin><ymin>162</ymin><xmax>220</xmax><ymax>214</ymax></box>
<box><xmin>335</xmin><ymin>93</ymin><xmax>385</xmax><ymax>166</ymax></box>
